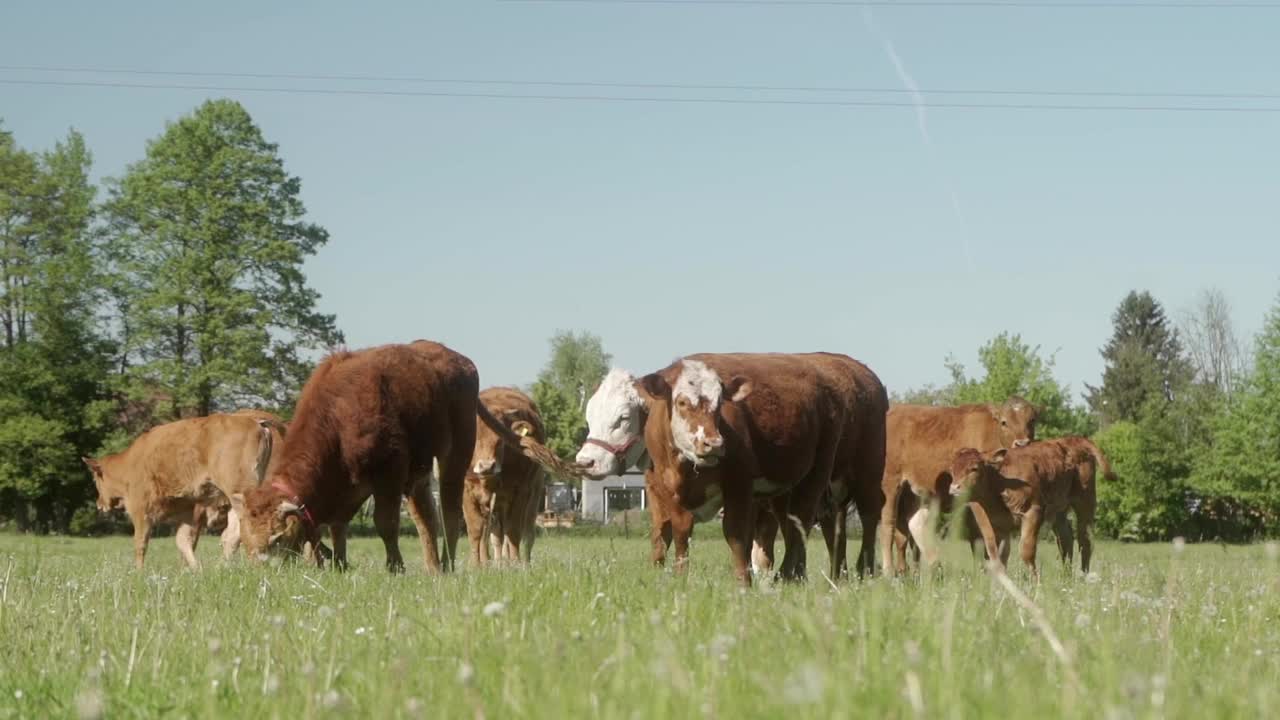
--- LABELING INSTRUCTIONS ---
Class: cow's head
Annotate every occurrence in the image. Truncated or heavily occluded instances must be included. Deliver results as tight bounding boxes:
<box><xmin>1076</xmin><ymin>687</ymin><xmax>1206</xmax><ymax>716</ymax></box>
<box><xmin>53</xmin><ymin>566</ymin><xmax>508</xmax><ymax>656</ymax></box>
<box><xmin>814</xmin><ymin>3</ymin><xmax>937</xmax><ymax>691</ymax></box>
<box><xmin>81</xmin><ymin>457</ymin><xmax>123</xmax><ymax>512</ymax></box>
<box><xmin>948</xmin><ymin>447</ymin><xmax>1008</xmax><ymax>497</ymax></box>
<box><xmin>996</xmin><ymin>396</ymin><xmax>1038</xmax><ymax>448</ymax></box>
<box><xmin>230</xmin><ymin>486</ymin><xmax>307</xmax><ymax>561</ymax></box>
<box><xmin>637</xmin><ymin>360</ymin><xmax>751</xmax><ymax>468</ymax></box>
<box><xmin>470</xmin><ymin>410</ymin><xmax>536</xmax><ymax>484</ymax></box>
<box><xmin>576</xmin><ymin>369</ymin><xmax>647</xmax><ymax>479</ymax></box>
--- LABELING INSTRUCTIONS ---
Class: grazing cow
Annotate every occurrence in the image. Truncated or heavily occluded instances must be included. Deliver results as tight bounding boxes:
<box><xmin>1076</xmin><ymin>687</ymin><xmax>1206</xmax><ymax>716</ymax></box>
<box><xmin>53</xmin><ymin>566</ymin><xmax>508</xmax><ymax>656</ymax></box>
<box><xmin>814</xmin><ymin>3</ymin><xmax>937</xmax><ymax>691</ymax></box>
<box><xmin>82</xmin><ymin>413</ymin><xmax>280</xmax><ymax>569</ymax></box>
<box><xmin>880</xmin><ymin>398</ymin><xmax>1038</xmax><ymax>573</ymax></box>
<box><xmin>230</xmin><ymin>341</ymin><xmax>579</xmax><ymax>573</ymax></box>
<box><xmin>637</xmin><ymin>353</ymin><xmax>887</xmax><ymax>585</ymax></box>
<box><xmin>948</xmin><ymin>441</ymin><xmax>1080</xmax><ymax>578</ymax></box>
<box><xmin>463</xmin><ymin>387</ymin><xmax>548</xmax><ymax>566</ymax></box>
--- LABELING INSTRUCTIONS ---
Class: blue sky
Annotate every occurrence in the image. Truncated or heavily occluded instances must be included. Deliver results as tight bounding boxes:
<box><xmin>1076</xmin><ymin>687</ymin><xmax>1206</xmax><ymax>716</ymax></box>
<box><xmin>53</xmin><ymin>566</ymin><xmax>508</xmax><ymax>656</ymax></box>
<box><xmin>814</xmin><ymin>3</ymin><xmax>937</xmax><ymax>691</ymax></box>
<box><xmin>3</xmin><ymin>1</ymin><xmax>1277</xmax><ymax>402</ymax></box>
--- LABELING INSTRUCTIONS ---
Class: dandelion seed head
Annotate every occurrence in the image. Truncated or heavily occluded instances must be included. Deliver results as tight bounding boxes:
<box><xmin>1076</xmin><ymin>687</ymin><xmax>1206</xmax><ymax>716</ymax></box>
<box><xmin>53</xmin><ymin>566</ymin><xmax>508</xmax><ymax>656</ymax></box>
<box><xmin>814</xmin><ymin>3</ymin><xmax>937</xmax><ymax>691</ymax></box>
<box><xmin>482</xmin><ymin>601</ymin><xmax>506</xmax><ymax>618</ymax></box>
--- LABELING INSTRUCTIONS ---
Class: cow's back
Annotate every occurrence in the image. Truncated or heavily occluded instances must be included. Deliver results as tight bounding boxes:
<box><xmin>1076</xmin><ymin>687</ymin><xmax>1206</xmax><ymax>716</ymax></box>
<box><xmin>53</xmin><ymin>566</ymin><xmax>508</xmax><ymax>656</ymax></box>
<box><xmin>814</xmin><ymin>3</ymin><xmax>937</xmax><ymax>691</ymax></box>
<box><xmin>683</xmin><ymin>352</ymin><xmax>876</xmax><ymax>447</ymax></box>
<box><xmin>885</xmin><ymin>404</ymin><xmax>1003</xmax><ymax>492</ymax></box>
<box><xmin>114</xmin><ymin>414</ymin><xmax>271</xmax><ymax>502</ymax></box>
<box><xmin>994</xmin><ymin>442</ymin><xmax>1075</xmax><ymax>516</ymax></box>
<box><xmin>284</xmin><ymin>341</ymin><xmax>480</xmax><ymax>478</ymax></box>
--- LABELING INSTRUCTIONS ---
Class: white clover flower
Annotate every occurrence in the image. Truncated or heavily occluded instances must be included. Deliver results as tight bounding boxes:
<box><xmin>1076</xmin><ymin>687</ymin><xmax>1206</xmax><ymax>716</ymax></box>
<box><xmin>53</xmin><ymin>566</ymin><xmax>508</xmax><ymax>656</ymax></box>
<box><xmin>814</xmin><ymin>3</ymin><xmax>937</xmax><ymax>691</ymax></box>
<box><xmin>482</xmin><ymin>601</ymin><xmax>506</xmax><ymax>618</ymax></box>
<box><xmin>457</xmin><ymin>662</ymin><xmax>476</xmax><ymax>687</ymax></box>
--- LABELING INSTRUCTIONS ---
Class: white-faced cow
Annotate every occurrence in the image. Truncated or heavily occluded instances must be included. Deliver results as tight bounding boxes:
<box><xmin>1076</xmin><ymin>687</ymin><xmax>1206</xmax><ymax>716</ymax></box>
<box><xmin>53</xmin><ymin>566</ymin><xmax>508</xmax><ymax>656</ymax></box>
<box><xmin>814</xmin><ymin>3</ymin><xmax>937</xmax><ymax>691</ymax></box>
<box><xmin>583</xmin><ymin>353</ymin><xmax>887</xmax><ymax>586</ymax></box>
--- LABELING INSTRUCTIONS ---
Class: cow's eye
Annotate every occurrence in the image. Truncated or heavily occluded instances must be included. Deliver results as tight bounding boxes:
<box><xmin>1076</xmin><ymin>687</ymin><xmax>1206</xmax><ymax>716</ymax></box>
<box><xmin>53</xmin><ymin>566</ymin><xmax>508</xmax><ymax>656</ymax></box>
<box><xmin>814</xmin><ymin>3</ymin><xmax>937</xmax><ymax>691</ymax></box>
<box><xmin>612</xmin><ymin>416</ymin><xmax>627</xmax><ymax>429</ymax></box>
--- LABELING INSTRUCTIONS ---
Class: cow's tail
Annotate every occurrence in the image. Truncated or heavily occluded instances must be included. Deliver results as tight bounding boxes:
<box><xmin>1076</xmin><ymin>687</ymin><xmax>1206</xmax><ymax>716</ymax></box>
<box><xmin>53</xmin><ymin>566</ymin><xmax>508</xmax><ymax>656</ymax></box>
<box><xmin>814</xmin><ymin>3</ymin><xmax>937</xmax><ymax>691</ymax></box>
<box><xmin>476</xmin><ymin>403</ymin><xmax>585</xmax><ymax>481</ymax></box>
<box><xmin>253</xmin><ymin>419</ymin><xmax>285</xmax><ymax>485</ymax></box>
<box><xmin>1075</xmin><ymin>437</ymin><xmax>1116</xmax><ymax>481</ymax></box>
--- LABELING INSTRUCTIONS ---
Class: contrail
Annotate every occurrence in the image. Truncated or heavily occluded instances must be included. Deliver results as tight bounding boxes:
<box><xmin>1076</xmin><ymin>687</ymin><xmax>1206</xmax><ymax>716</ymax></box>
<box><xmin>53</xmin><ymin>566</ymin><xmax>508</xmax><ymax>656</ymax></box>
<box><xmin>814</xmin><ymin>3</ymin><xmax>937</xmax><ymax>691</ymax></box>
<box><xmin>861</xmin><ymin>8</ymin><xmax>976</xmax><ymax>273</ymax></box>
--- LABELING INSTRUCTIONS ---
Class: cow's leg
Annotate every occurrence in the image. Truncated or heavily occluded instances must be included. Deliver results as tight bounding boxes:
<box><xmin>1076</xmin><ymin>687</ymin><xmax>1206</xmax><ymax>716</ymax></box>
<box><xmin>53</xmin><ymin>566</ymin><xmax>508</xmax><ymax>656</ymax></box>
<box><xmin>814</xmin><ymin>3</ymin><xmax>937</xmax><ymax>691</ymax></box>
<box><xmin>131</xmin><ymin>514</ymin><xmax>152</xmax><ymax>570</ymax></box>
<box><xmin>1019</xmin><ymin>506</ymin><xmax>1044</xmax><ymax>580</ymax></box>
<box><xmin>465</xmin><ymin>496</ymin><xmax>486</xmax><ymax>568</ymax></box>
<box><xmin>331</xmin><ymin>522</ymin><xmax>349</xmax><ymax>571</ymax></box>
<box><xmin>373</xmin><ymin>490</ymin><xmax>406</xmax><ymax>574</ymax></box>
<box><xmin>906</xmin><ymin>496</ymin><xmax>942</xmax><ymax>569</ymax></box>
<box><xmin>849</xmin><ymin>474</ymin><xmax>885</xmax><ymax>579</ymax></box>
<box><xmin>721</xmin><ymin>488</ymin><xmax>756</xmax><ymax>587</ymax></box>
<box><xmin>752</xmin><ymin>507</ymin><xmax>778</xmax><ymax>576</ymax></box>
<box><xmin>964</xmin><ymin>502</ymin><xmax>1005</xmax><ymax>573</ymax></box>
<box><xmin>437</xmin><ymin>446</ymin><xmax>471</xmax><ymax>574</ymax></box>
<box><xmin>520</xmin><ymin>472</ymin><xmax>544</xmax><ymax>564</ymax></box>
<box><xmin>175</xmin><ymin>521</ymin><xmax>201</xmax><ymax>570</ymax></box>
<box><xmin>220</xmin><ymin>507</ymin><xmax>242</xmax><ymax>560</ymax></box>
<box><xmin>649</xmin><ymin>505</ymin><xmax>672</xmax><ymax>567</ymax></box>
<box><xmin>1052</xmin><ymin>512</ymin><xmax>1075</xmax><ymax>569</ymax></box>
<box><xmin>405</xmin><ymin>471</ymin><xmax>444</xmax><ymax>573</ymax></box>
<box><xmin>878</xmin><ymin>478</ymin><xmax>900</xmax><ymax>576</ymax></box>
<box><xmin>670</xmin><ymin>506</ymin><xmax>694</xmax><ymax>574</ymax></box>
<box><xmin>1072</xmin><ymin>497</ymin><xmax>1095</xmax><ymax>574</ymax></box>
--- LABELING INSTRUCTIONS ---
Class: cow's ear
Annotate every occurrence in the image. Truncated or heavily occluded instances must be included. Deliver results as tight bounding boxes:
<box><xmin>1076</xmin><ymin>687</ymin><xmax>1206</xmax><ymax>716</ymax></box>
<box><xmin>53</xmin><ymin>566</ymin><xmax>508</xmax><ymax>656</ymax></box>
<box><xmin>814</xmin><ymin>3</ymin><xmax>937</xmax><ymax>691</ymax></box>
<box><xmin>230</xmin><ymin>493</ymin><xmax>247</xmax><ymax>516</ymax></box>
<box><xmin>82</xmin><ymin>457</ymin><xmax>101</xmax><ymax>475</ymax></box>
<box><xmin>511</xmin><ymin>420</ymin><xmax>535</xmax><ymax>438</ymax></box>
<box><xmin>636</xmin><ymin>374</ymin><xmax>671</xmax><ymax>402</ymax></box>
<box><xmin>988</xmin><ymin>448</ymin><xmax>1009</xmax><ymax>465</ymax></box>
<box><xmin>277</xmin><ymin>499</ymin><xmax>301</xmax><ymax>518</ymax></box>
<box><xmin>724</xmin><ymin>376</ymin><xmax>753</xmax><ymax>403</ymax></box>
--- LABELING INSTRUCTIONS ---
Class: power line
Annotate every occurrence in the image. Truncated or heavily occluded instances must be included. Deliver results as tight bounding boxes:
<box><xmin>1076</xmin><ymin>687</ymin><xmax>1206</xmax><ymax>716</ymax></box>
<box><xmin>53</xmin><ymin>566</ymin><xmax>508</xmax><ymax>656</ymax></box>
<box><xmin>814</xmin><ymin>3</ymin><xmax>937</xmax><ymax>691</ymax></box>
<box><xmin>4</xmin><ymin>77</ymin><xmax>1280</xmax><ymax>112</ymax></box>
<box><xmin>3</xmin><ymin>64</ymin><xmax>1278</xmax><ymax>101</ymax></box>
<box><xmin>499</xmin><ymin>0</ymin><xmax>1280</xmax><ymax>8</ymax></box>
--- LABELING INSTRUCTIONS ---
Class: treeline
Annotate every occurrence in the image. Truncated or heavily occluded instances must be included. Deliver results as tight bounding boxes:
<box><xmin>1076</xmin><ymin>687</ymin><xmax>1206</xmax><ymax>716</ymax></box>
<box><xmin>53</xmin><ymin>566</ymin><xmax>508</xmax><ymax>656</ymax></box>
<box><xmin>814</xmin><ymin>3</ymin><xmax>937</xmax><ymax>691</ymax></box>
<box><xmin>0</xmin><ymin>100</ymin><xmax>340</xmax><ymax>533</ymax></box>
<box><xmin>897</xmin><ymin>289</ymin><xmax>1280</xmax><ymax>542</ymax></box>
<box><xmin>4</xmin><ymin>101</ymin><xmax>1278</xmax><ymax>543</ymax></box>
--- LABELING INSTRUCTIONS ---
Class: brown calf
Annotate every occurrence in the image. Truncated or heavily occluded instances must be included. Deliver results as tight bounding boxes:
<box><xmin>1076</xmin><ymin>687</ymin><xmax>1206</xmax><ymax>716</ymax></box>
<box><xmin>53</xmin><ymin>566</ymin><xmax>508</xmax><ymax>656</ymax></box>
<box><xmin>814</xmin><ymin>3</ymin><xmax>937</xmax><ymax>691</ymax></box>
<box><xmin>948</xmin><ymin>441</ymin><xmax>1079</xmax><ymax>578</ymax></box>
<box><xmin>464</xmin><ymin>387</ymin><xmax>548</xmax><ymax>566</ymax></box>
<box><xmin>83</xmin><ymin>413</ymin><xmax>280</xmax><ymax>569</ymax></box>
<box><xmin>881</xmin><ymin>398</ymin><xmax>1038</xmax><ymax>573</ymax></box>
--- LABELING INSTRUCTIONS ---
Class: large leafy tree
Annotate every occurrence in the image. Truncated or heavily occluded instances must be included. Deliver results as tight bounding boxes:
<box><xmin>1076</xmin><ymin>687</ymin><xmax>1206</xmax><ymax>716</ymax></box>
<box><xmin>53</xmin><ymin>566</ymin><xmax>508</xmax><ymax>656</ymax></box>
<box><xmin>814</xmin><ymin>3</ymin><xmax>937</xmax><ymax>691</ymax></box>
<box><xmin>104</xmin><ymin>99</ymin><xmax>342</xmax><ymax>418</ymax></box>
<box><xmin>0</xmin><ymin>125</ymin><xmax>115</xmax><ymax>531</ymax></box>
<box><xmin>529</xmin><ymin>330</ymin><xmax>611</xmax><ymax>462</ymax></box>
<box><xmin>1087</xmin><ymin>291</ymin><xmax>1192</xmax><ymax>425</ymax></box>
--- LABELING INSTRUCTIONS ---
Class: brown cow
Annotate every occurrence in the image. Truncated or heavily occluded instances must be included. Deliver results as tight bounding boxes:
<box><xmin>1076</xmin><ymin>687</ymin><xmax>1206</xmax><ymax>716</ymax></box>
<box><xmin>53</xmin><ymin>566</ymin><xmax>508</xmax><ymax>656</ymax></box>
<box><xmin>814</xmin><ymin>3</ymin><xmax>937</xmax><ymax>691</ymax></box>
<box><xmin>230</xmin><ymin>341</ymin><xmax>579</xmax><ymax>573</ymax></box>
<box><xmin>1046</xmin><ymin>436</ymin><xmax>1108</xmax><ymax>573</ymax></box>
<box><xmin>82</xmin><ymin>413</ymin><xmax>280</xmax><ymax>569</ymax></box>
<box><xmin>880</xmin><ymin>398</ymin><xmax>1038</xmax><ymax>573</ymax></box>
<box><xmin>957</xmin><ymin>435</ymin><xmax>1109</xmax><ymax>574</ymax></box>
<box><xmin>637</xmin><ymin>353</ymin><xmax>887</xmax><ymax>585</ymax></box>
<box><xmin>463</xmin><ymin>387</ymin><xmax>548</xmax><ymax>566</ymax></box>
<box><xmin>948</xmin><ymin>441</ymin><xmax>1082</xmax><ymax>578</ymax></box>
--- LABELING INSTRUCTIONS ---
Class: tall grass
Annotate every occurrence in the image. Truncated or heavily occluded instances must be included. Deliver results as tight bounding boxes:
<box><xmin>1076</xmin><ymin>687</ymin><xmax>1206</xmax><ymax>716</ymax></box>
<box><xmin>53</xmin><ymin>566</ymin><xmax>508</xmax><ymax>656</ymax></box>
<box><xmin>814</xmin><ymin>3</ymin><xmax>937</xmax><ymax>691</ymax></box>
<box><xmin>0</xmin><ymin>534</ymin><xmax>1276</xmax><ymax>718</ymax></box>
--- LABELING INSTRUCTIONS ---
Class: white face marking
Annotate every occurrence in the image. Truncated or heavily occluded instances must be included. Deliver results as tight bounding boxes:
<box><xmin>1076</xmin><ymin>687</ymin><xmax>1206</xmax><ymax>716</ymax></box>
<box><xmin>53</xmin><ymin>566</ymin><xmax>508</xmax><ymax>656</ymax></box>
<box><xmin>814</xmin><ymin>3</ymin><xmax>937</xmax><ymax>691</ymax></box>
<box><xmin>576</xmin><ymin>369</ymin><xmax>645</xmax><ymax>479</ymax></box>
<box><xmin>670</xmin><ymin>360</ymin><xmax>726</xmax><ymax>464</ymax></box>
<box><xmin>672</xmin><ymin>360</ymin><xmax>723</xmax><ymax>408</ymax></box>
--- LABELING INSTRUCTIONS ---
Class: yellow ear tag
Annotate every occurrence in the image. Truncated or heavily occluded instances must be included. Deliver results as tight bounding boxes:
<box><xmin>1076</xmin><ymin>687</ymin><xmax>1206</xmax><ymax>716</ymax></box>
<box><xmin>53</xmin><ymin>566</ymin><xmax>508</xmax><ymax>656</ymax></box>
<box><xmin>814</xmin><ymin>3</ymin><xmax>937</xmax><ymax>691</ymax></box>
<box><xmin>516</xmin><ymin>426</ymin><xmax>531</xmax><ymax>437</ymax></box>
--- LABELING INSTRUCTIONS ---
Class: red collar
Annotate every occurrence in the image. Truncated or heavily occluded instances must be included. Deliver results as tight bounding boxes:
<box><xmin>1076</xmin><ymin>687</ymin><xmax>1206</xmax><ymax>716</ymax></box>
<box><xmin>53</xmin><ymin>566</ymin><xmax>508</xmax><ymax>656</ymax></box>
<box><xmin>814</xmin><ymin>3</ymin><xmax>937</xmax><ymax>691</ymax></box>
<box><xmin>272</xmin><ymin>481</ymin><xmax>319</xmax><ymax>542</ymax></box>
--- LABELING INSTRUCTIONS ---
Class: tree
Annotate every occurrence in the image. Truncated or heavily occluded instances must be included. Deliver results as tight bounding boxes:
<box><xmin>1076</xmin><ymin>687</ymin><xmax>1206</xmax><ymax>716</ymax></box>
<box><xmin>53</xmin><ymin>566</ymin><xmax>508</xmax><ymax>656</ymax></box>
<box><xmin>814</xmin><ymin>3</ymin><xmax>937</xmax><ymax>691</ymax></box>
<box><xmin>0</xmin><ymin>126</ymin><xmax>115</xmax><ymax>532</ymax></box>
<box><xmin>1190</xmin><ymin>291</ymin><xmax>1280</xmax><ymax>539</ymax></box>
<box><xmin>1179</xmin><ymin>288</ymin><xmax>1248</xmax><ymax>402</ymax></box>
<box><xmin>529</xmin><ymin>331</ymin><xmax>611</xmax><ymax>462</ymax></box>
<box><xmin>104</xmin><ymin>100</ymin><xmax>342</xmax><ymax>418</ymax></box>
<box><xmin>1086</xmin><ymin>291</ymin><xmax>1192</xmax><ymax>425</ymax></box>
<box><xmin>942</xmin><ymin>332</ymin><xmax>1094</xmax><ymax>438</ymax></box>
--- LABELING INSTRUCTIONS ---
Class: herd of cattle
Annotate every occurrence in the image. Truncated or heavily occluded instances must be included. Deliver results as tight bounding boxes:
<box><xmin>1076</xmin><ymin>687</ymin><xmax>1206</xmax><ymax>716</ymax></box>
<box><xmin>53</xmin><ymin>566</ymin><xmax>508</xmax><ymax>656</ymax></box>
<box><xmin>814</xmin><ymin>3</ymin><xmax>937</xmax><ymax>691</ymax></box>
<box><xmin>81</xmin><ymin>340</ymin><xmax>1112</xmax><ymax>584</ymax></box>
